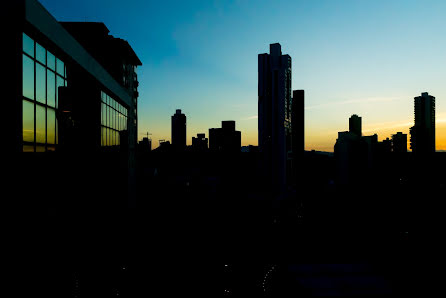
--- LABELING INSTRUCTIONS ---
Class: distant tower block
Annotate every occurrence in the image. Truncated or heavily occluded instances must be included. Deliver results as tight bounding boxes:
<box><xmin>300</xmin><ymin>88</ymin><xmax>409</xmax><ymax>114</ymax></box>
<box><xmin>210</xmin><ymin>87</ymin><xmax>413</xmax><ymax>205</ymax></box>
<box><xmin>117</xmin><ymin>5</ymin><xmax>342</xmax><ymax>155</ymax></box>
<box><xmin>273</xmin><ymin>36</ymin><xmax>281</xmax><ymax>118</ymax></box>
<box><xmin>349</xmin><ymin>114</ymin><xmax>362</xmax><ymax>137</ymax></box>
<box><xmin>410</xmin><ymin>92</ymin><xmax>435</xmax><ymax>154</ymax></box>
<box><xmin>171</xmin><ymin>109</ymin><xmax>186</xmax><ymax>149</ymax></box>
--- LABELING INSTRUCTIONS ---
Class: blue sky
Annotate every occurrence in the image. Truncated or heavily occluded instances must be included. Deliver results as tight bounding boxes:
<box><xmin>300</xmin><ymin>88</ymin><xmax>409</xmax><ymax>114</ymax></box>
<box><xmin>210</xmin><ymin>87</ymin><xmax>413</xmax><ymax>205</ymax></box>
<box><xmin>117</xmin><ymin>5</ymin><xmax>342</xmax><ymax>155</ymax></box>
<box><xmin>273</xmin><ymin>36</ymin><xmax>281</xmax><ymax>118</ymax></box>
<box><xmin>39</xmin><ymin>0</ymin><xmax>446</xmax><ymax>151</ymax></box>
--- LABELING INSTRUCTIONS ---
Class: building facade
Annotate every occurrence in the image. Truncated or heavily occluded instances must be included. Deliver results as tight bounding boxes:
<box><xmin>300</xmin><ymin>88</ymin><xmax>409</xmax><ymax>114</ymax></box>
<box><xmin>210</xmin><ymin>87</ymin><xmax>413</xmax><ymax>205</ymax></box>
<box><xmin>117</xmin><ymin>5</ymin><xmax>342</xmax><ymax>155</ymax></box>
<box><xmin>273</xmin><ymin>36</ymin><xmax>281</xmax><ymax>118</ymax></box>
<box><xmin>258</xmin><ymin>43</ymin><xmax>292</xmax><ymax>193</ymax></box>
<box><xmin>7</xmin><ymin>0</ymin><xmax>141</xmax><ymax>208</ymax></box>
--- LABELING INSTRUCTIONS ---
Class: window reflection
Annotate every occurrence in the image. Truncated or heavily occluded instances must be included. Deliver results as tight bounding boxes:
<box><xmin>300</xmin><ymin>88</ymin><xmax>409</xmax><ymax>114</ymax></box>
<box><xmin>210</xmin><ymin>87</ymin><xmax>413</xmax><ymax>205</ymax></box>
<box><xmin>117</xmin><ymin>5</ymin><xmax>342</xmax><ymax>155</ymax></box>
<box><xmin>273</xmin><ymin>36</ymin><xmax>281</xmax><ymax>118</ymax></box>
<box><xmin>23</xmin><ymin>100</ymin><xmax>34</xmax><ymax>144</ymax></box>
<box><xmin>23</xmin><ymin>55</ymin><xmax>34</xmax><ymax>100</ymax></box>
<box><xmin>47</xmin><ymin>70</ymin><xmax>55</xmax><ymax>107</ymax></box>
<box><xmin>56</xmin><ymin>75</ymin><xmax>64</xmax><ymax>108</ymax></box>
<box><xmin>47</xmin><ymin>109</ymin><xmax>56</xmax><ymax>145</ymax></box>
<box><xmin>56</xmin><ymin>58</ymin><xmax>64</xmax><ymax>76</ymax></box>
<box><xmin>36</xmin><ymin>63</ymin><xmax>46</xmax><ymax>104</ymax></box>
<box><xmin>22</xmin><ymin>32</ymin><xmax>66</xmax><ymax>152</ymax></box>
<box><xmin>36</xmin><ymin>43</ymin><xmax>46</xmax><ymax>64</ymax></box>
<box><xmin>101</xmin><ymin>91</ymin><xmax>128</xmax><ymax>147</ymax></box>
<box><xmin>23</xmin><ymin>33</ymin><xmax>34</xmax><ymax>57</ymax></box>
<box><xmin>36</xmin><ymin>105</ymin><xmax>46</xmax><ymax>144</ymax></box>
<box><xmin>47</xmin><ymin>51</ymin><xmax>55</xmax><ymax>70</ymax></box>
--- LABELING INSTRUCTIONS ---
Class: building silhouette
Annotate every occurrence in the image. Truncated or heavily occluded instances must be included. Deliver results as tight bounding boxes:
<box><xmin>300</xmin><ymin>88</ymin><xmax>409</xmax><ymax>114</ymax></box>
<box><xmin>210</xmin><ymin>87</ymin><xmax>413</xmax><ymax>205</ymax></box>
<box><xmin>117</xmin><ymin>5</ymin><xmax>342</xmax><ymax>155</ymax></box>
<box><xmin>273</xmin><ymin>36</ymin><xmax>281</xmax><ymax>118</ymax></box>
<box><xmin>349</xmin><ymin>114</ymin><xmax>362</xmax><ymax>137</ymax></box>
<box><xmin>8</xmin><ymin>0</ymin><xmax>141</xmax><ymax>209</ymax></box>
<box><xmin>258</xmin><ymin>43</ymin><xmax>292</xmax><ymax>193</ymax></box>
<box><xmin>192</xmin><ymin>133</ymin><xmax>208</xmax><ymax>151</ymax></box>
<box><xmin>291</xmin><ymin>90</ymin><xmax>305</xmax><ymax>184</ymax></box>
<box><xmin>171</xmin><ymin>109</ymin><xmax>186</xmax><ymax>150</ymax></box>
<box><xmin>209</xmin><ymin>121</ymin><xmax>241</xmax><ymax>152</ymax></box>
<box><xmin>392</xmin><ymin>132</ymin><xmax>407</xmax><ymax>153</ymax></box>
<box><xmin>410</xmin><ymin>92</ymin><xmax>435</xmax><ymax>154</ymax></box>
<box><xmin>138</xmin><ymin>137</ymin><xmax>152</xmax><ymax>153</ymax></box>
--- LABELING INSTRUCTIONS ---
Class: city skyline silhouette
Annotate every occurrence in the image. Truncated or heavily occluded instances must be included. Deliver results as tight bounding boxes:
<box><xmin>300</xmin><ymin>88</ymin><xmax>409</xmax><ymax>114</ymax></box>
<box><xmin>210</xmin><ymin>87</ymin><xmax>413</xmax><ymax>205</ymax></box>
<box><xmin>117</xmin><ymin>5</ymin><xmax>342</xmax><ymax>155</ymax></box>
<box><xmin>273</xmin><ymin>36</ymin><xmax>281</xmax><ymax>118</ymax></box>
<box><xmin>37</xmin><ymin>0</ymin><xmax>446</xmax><ymax>152</ymax></box>
<box><xmin>6</xmin><ymin>0</ymin><xmax>446</xmax><ymax>297</ymax></box>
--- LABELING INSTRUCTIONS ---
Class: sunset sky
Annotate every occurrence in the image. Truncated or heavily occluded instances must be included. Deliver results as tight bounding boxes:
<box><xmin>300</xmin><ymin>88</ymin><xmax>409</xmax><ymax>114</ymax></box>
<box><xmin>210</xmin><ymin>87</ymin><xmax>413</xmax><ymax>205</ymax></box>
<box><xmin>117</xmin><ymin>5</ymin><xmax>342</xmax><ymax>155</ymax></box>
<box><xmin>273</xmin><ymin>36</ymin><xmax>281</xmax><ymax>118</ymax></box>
<box><xmin>39</xmin><ymin>0</ymin><xmax>446</xmax><ymax>151</ymax></box>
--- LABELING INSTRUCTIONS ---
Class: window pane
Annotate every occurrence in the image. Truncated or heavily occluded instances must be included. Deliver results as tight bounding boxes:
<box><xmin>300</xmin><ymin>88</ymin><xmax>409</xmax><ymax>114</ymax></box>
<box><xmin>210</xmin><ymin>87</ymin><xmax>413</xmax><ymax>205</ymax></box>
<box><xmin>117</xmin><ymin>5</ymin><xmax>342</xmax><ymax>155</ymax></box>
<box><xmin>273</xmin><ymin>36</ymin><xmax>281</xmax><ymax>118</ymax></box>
<box><xmin>56</xmin><ymin>121</ymin><xmax>58</xmax><ymax>145</ymax></box>
<box><xmin>36</xmin><ymin>145</ymin><xmax>45</xmax><ymax>153</ymax></box>
<box><xmin>23</xmin><ymin>33</ymin><xmax>34</xmax><ymax>57</ymax></box>
<box><xmin>101</xmin><ymin>91</ymin><xmax>105</xmax><ymax>102</ymax></box>
<box><xmin>47</xmin><ymin>70</ymin><xmax>55</xmax><ymax>107</ymax></box>
<box><xmin>23</xmin><ymin>145</ymin><xmax>34</xmax><ymax>153</ymax></box>
<box><xmin>56</xmin><ymin>76</ymin><xmax>64</xmax><ymax>109</ymax></box>
<box><xmin>23</xmin><ymin>55</ymin><xmax>34</xmax><ymax>100</ymax></box>
<box><xmin>36</xmin><ymin>63</ymin><xmax>46</xmax><ymax>104</ymax></box>
<box><xmin>23</xmin><ymin>100</ymin><xmax>34</xmax><ymax>143</ymax></box>
<box><xmin>36</xmin><ymin>43</ymin><xmax>46</xmax><ymax>64</ymax></box>
<box><xmin>47</xmin><ymin>51</ymin><xmax>55</xmax><ymax>70</ymax></box>
<box><xmin>56</xmin><ymin>58</ymin><xmax>64</xmax><ymax>76</ymax></box>
<box><xmin>36</xmin><ymin>105</ymin><xmax>46</xmax><ymax>144</ymax></box>
<box><xmin>101</xmin><ymin>127</ymin><xmax>106</xmax><ymax>146</ymax></box>
<box><xmin>107</xmin><ymin>128</ymin><xmax>111</xmax><ymax>146</ymax></box>
<box><xmin>47</xmin><ymin>109</ymin><xmax>56</xmax><ymax>145</ymax></box>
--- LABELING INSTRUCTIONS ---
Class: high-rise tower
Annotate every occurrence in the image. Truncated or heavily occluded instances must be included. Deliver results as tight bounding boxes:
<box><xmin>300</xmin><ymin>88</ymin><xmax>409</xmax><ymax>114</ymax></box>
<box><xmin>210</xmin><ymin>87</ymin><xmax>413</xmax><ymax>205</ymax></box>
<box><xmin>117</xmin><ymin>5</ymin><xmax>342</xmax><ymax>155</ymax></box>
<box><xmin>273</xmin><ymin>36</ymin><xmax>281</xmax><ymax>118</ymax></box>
<box><xmin>171</xmin><ymin>109</ymin><xmax>186</xmax><ymax>149</ymax></box>
<box><xmin>410</xmin><ymin>92</ymin><xmax>435</xmax><ymax>154</ymax></box>
<box><xmin>258</xmin><ymin>43</ymin><xmax>292</xmax><ymax>193</ymax></box>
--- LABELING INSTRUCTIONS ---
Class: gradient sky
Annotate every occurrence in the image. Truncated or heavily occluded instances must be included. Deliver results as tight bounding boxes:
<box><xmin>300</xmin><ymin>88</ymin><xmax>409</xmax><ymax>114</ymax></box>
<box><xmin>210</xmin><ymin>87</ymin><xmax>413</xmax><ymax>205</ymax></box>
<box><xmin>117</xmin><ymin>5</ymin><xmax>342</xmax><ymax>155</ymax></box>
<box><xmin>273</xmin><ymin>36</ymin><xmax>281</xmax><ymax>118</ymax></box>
<box><xmin>39</xmin><ymin>0</ymin><xmax>446</xmax><ymax>151</ymax></box>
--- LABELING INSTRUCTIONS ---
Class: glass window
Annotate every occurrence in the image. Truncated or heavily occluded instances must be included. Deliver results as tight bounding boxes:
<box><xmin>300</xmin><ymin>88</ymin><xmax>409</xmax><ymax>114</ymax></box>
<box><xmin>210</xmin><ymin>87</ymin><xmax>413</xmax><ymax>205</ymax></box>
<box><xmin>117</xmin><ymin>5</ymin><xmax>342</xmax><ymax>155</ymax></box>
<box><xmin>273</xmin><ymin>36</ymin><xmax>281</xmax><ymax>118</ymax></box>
<box><xmin>101</xmin><ymin>127</ymin><xmax>106</xmax><ymax>146</ymax></box>
<box><xmin>36</xmin><ymin>105</ymin><xmax>46</xmax><ymax>144</ymax></box>
<box><xmin>23</xmin><ymin>33</ymin><xmax>34</xmax><ymax>57</ymax></box>
<box><xmin>56</xmin><ymin>75</ymin><xmax>65</xmax><ymax>108</ymax></box>
<box><xmin>36</xmin><ymin>43</ymin><xmax>46</xmax><ymax>65</ymax></box>
<box><xmin>56</xmin><ymin>58</ymin><xmax>64</xmax><ymax>76</ymax></box>
<box><xmin>23</xmin><ymin>100</ymin><xmax>34</xmax><ymax>144</ymax></box>
<box><xmin>47</xmin><ymin>51</ymin><xmax>55</xmax><ymax>70</ymax></box>
<box><xmin>47</xmin><ymin>109</ymin><xmax>56</xmax><ymax>145</ymax></box>
<box><xmin>23</xmin><ymin>54</ymin><xmax>34</xmax><ymax>100</ymax></box>
<box><xmin>36</xmin><ymin>63</ymin><xmax>46</xmax><ymax>104</ymax></box>
<box><xmin>47</xmin><ymin>70</ymin><xmax>55</xmax><ymax>107</ymax></box>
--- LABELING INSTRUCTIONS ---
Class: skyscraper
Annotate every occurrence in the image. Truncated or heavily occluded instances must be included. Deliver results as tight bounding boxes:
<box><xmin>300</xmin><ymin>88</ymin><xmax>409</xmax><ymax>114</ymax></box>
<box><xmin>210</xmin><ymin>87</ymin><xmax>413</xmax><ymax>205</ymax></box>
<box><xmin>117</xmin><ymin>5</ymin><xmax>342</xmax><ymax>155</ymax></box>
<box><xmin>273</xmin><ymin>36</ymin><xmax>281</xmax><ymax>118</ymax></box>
<box><xmin>410</xmin><ymin>92</ymin><xmax>435</xmax><ymax>154</ymax></box>
<box><xmin>292</xmin><ymin>90</ymin><xmax>304</xmax><ymax>184</ymax></box>
<box><xmin>258</xmin><ymin>43</ymin><xmax>292</xmax><ymax>193</ymax></box>
<box><xmin>171</xmin><ymin>109</ymin><xmax>186</xmax><ymax>149</ymax></box>
<box><xmin>349</xmin><ymin>114</ymin><xmax>362</xmax><ymax>137</ymax></box>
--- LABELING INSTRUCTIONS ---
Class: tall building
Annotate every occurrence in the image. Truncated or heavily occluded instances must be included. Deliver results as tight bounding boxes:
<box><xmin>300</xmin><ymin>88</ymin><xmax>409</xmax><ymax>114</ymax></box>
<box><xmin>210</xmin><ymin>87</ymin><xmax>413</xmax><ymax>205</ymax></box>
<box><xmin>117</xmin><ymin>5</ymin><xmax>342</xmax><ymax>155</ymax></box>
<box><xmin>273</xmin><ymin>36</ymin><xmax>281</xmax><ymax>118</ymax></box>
<box><xmin>392</xmin><ymin>132</ymin><xmax>407</xmax><ymax>153</ymax></box>
<box><xmin>209</xmin><ymin>121</ymin><xmax>241</xmax><ymax>152</ymax></box>
<box><xmin>171</xmin><ymin>109</ymin><xmax>186</xmax><ymax>149</ymax></box>
<box><xmin>349</xmin><ymin>114</ymin><xmax>362</xmax><ymax>137</ymax></box>
<box><xmin>291</xmin><ymin>90</ymin><xmax>305</xmax><ymax>184</ymax></box>
<box><xmin>7</xmin><ymin>0</ymin><xmax>141</xmax><ymax>208</ymax></box>
<box><xmin>410</xmin><ymin>92</ymin><xmax>435</xmax><ymax>154</ymax></box>
<box><xmin>258</xmin><ymin>43</ymin><xmax>292</xmax><ymax>192</ymax></box>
